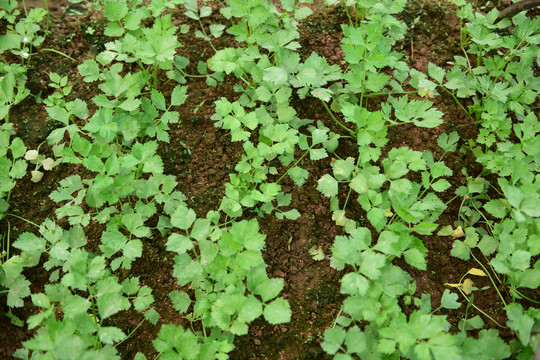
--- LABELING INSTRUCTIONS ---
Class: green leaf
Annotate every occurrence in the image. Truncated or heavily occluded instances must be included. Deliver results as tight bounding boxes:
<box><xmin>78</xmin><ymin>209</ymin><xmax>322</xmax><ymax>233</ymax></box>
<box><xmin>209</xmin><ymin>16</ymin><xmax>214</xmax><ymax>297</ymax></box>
<box><xmin>145</xmin><ymin>308</ymin><xmax>160</xmax><ymax>325</ymax></box>
<box><xmin>169</xmin><ymin>290</ymin><xmax>191</xmax><ymax>313</ymax></box>
<box><xmin>437</xmin><ymin>132</ymin><xmax>459</xmax><ymax>152</ymax></box>
<box><xmin>171</xmin><ymin>204</ymin><xmax>196</xmax><ymax>230</ymax></box>
<box><xmin>288</xmin><ymin>166</ymin><xmax>309</xmax><ymax>187</ymax></box>
<box><xmin>412</xmin><ymin>222</ymin><xmax>438</xmax><ymax>235</ymax></box>
<box><xmin>263</xmin><ymin>298</ymin><xmax>291</xmax><ymax>324</ymax></box>
<box><xmin>321</xmin><ymin>326</ymin><xmax>346</xmax><ymax>355</ymax></box>
<box><xmin>431</xmin><ymin>179</ymin><xmax>451</xmax><ymax>192</ymax></box>
<box><xmin>238</xmin><ymin>295</ymin><xmax>263</xmax><ymax>323</ymax></box>
<box><xmin>294</xmin><ymin>6</ymin><xmax>312</xmax><ymax>20</ymax></box>
<box><xmin>13</xmin><ymin>232</ymin><xmax>45</xmax><ymax>255</ymax></box>
<box><xmin>498</xmin><ymin>179</ymin><xmax>523</xmax><ymax>208</ymax></box>
<box><xmin>151</xmin><ymin>90</ymin><xmax>166</xmax><ymax>111</ymax></box>
<box><xmin>98</xmin><ymin>326</ymin><xmax>126</xmax><ymax>345</ymax></box>
<box><xmin>359</xmin><ymin>250</ymin><xmax>386</xmax><ymax>279</ymax></box>
<box><xmin>404</xmin><ymin>248</ymin><xmax>426</xmax><ymax>270</ymax></box>
<box><xmin>263</xmin><ymin>67</ymin><xmax>288</xmax><ymax>86</ymax></box>
<box><xmin>104</xmin><ymin>0</ymin><xmax>128</xmax><ymax>21</ymax></box>
<box><xmin>505</xmin><ymin>303</ymin><xmax>534</xmax><ymax>346</ymax></box>
<box><xmin>483</xmin><ymin>199</ymin><xmax>507</xmax><ymax>218</ymax></box>
<box><xmin>451</xmin><ymin>240</ymin><xmax>470</xmax><ymax>260</ymax></box>
<box><xmin>9</xmin><ymin>137</ymin><xmax>26</xmax><ymax>159</ymax></box>
<box><xmin>333</xmin><ymin>159</ymin><xmax>355</xmax><ymax>181</ymax></box>
<box><xmin>510</xmin><ymin>250</ymin><xmax>530</xmax><ymax>271</ymax></box>
<box><xmin>167</xmin><ymin>233</ymin><xmax>193</xmax><ymax>253</ymax></box>
<box><xmin>31</xmin><ymin>293</ymin><xmax>50</xmax><ymax>308</ymax></box>
<box><xmin>341</xmin><ymin>272</ymin><xmax>369</xmax><ymax>296</ymax></box>
<box><xmin>78</xmin><ymin>60</ymin><xmax>101</xmax><ymax>82</ymax></box>
<box><xmin>8</xmin><ymin>276</ymin><xmax>31</xmax><ymax>307</ymax></box>
<box><xmin>317</xmin><ymin>174</ymin><xmax>338</xmax><ymax>197</ymax></box>
<box><xmin>428</xmin><ymin>62</ymin><xmax>446</xmax><ymax>84</ymax></box>
<box><xmin>257</xmin><ymin>278</ymin><xmax>284</xmax><ymax>302</ymax></box>
<box><xmin>97</xmin><ymin>292</ymin><xmax>130</xmax><ymax>320</ymax></box>
<box><xmin>119</xmin><ymin>97</ymin><xmax>141</xmax><ymax>112</ymax></box>
<box><xmin>440</xmin><ymin>289</ymin><xmax>461</xmax><ymax>309</ymax></box>
<box><xmin>171</xmin><ymin>85</ymin><xmax>188</xmax><ymax>106</ymax></box>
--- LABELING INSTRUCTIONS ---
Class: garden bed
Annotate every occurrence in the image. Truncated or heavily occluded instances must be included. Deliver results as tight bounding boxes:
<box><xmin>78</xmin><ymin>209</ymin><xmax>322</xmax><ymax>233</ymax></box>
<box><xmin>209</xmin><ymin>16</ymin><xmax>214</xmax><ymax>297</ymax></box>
<box><xmin>0</xmin><ymin>0</ymin><xmax>539</xmax><ymax>359</ymax></box>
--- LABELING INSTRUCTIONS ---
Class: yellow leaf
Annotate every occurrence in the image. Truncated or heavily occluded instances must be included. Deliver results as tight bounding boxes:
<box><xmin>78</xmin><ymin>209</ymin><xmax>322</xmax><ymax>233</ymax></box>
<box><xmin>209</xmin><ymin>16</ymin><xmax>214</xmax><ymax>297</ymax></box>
<box><xmin>461</xmin><ymin>278</ymin><xmax>474</xmax><ymax>295</ymax></box>
<box><xmin>444</xmin><ymin>283</ymin><xmax>461</xmax><ymax>288</ymax></box>
<box><xmin>332</xmin><ymin>210</ymin><xmax>346</xmax><ymax>226</ymax></box>
<box><xmin>453</xmin><ymin>226</ymin><xmax>465</xmax><ymax>238</ymax></box>
<box><xmin>467</xmin><ymin>268</ymin><xmax>487</xmax><ymax>277</ymax></box>
<box><xmin>384</xmin><ymin>209</ymin><xmax>393</xmax><ymax>217</ymax></box>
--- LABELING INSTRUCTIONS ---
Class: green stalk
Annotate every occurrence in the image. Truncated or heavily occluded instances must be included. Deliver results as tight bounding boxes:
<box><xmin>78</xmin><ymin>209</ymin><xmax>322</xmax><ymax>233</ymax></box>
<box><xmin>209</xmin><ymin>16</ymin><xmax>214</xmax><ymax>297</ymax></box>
<box><xmin>197</xmin><ymin>19</ymin><xmax>217</xmax><ymax>52</ymax></box>
<box><xmin>40</xmin><ymin>48</ymin><xmax>77</xmax><ymax>62</ymax></box>
<box><xmin>44</xmin><ymin>0</ymin><xmax>50</xmax><ymax>37</ymax></box>
<box><xmin>320</xmin><ymin>100</ymin><xmax>355</xmax><ymax>136</ymax></box>
<box><xmin>276</xmin><ymin>147</ymin><xmax>312</xmax><ymax>184</ymax></box>
<box><xmin>115</xmin><ymin>318</ymin><xmax>145</xmax><ymax>346</ymax></box>
<box><xmin>457</xmin><ymin>288</ymin><xmax>507</xmax><ymax>328</ymax></box>
<box><xmin>470</xmin><ymin>251</ymin><xmax>507</xmax><ymax>307</ymax></box>
<box><xmin>8</xmin><ymin>213</ymin><xmax>40</xmax><ymax>227</ymax></box>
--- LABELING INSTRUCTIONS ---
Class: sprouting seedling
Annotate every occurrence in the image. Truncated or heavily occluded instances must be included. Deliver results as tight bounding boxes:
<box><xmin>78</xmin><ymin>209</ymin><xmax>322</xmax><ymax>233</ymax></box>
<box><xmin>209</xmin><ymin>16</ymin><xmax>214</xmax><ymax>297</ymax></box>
<box><xmin>24</xmin><ymin>144</ymin><xmax>55</xmax><ymax>183</ymax></box>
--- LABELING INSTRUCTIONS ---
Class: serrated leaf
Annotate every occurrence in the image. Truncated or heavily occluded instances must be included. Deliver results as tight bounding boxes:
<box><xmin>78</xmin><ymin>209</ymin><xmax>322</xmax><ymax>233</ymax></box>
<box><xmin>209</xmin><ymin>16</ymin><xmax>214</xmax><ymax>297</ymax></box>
<box><xmin>170</xmin><ymin>205</ymin><xmax>196</xmax><ymax>230</ymax></box>
<box><xmin>317</xmin><ymin>174</ymin><xmax>338</xmax><ymax>197</ymax></box>
<box><xmin>167</xmin><ymin>233</ymin><xmax>193</xmax><ymax>253</ymax></box>
<box><xmin>451</xmin><ymin>240</ymin><xmax>470</xmax><ymax>260</ymax></box>
<box><xmin>321</xmin><ymin>327</ymin><xmax>346</xmax><ymax>355</ymax></box>
<box><xmin>171</xmin><ymin>85</ymin><xmax>188</xmax><ymax>106</ymax></box>
<box><xmin>98</xmin><ymin>326</ymin><xmax>126</xmax><ymax>345</ymax></box>
<box><xmin>440</xmin><ymin>289</ymin><xmax>461</xmax><ymax>309</ymax></box>
<box><xmin>483</xmin><ymin>199</ymin><xmax>507</xmax><ymax>218</ymax></box>
<box><xmin>169</xmin><ymin>291</ymin><xmax>191</xmax><ymax>313</ymax></box>
<box><xmin>428</xmin><ymin>63</ymin><xmax>446</xmax><ymax>84</ymax></box>
<box><xmin>263</xmin><ymin>298</ymin><xmax>291</xmax><ymax>324</ymax></box>
<box><xmin>257</xmin><ymin>278</ymin><xmax>284</xmax><ymax>302</ymax></box>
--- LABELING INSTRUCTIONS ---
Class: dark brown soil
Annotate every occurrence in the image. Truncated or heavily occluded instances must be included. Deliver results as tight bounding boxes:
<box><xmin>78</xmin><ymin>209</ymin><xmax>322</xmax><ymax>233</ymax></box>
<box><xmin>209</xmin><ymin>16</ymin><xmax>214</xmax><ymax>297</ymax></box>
<box><xmin>0</xmin><ymin>1</ymin><xmax>536</xmax><ymax>359</ymax></box>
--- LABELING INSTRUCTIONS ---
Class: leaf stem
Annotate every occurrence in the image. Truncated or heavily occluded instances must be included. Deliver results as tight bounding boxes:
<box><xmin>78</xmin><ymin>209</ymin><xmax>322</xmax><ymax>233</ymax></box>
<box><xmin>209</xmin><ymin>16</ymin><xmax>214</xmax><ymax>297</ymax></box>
<box><xmin>320</xmin><ymin>100</ymin><xmax>355</xmax><ymax>136</ymax></box>
<box><xmin>116</xmin><ymin>318</ymin><xmax>145</xmax><ymax>346</ymax></box>
<box><xmin>469</xmin><ymin>251</ymin><xmax>507</xmax><ymax>307</ymax></box>
<box><xmin>512</xmin><ymin>289</ymin><xmax>540</xmax><ymax>305</ymax></box>
<box><xmin>276</xmin><ymin>147</ymin><xmax>311</xmax><ymax>184</ymax></box>
<box><xmin>8</xmin><ymin>213</ymin><xmax>40</xmax><ymax>228</ymax></box>
<box><xmin>457</xmin><ymin>288</ymin><xmax>506</xmax><ymax>328</ymax></box>
<box><xmin>40</xmin><ymin>48</ymin><xmax>77</xmax><ymax>62</ymax></box>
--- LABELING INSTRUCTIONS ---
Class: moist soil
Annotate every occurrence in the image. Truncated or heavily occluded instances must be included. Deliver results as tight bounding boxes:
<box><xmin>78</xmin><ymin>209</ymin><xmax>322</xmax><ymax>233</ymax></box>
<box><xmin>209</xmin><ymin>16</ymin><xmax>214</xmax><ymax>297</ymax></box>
<box><xmin>0</xmin><ymin>1</ymin><xmax>536</xmax><ymax>359</ymax></box>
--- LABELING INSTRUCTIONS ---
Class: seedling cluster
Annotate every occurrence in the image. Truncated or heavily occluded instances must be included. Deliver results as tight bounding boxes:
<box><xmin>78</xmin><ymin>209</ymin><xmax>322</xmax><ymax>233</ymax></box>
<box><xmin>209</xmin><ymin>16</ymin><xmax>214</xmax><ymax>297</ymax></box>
<box><xmin>0</xmin><ymin>0</ymin><xmax>538</xmax><ymax>359</ymax></box>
